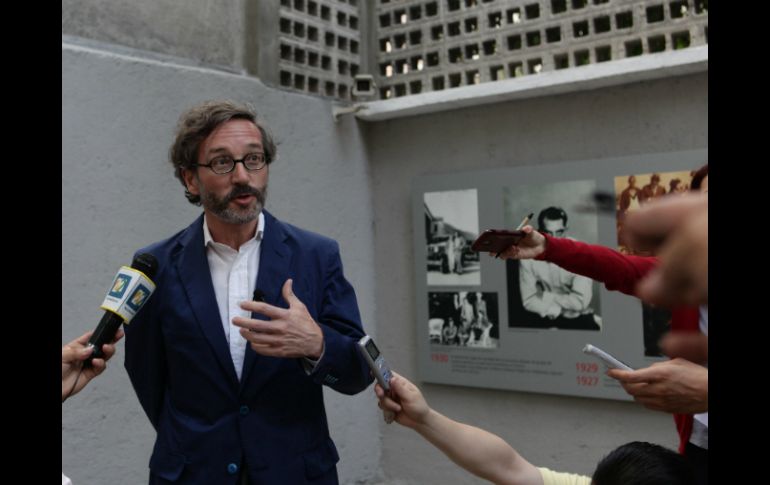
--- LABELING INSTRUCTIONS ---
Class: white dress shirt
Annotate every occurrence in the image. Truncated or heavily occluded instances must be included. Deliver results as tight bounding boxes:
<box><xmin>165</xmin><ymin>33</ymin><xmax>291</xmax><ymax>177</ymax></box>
<box><xmin>203</xmin><ymin>213</ymin><xmax>265</xmax><ymax>381</ymax></box>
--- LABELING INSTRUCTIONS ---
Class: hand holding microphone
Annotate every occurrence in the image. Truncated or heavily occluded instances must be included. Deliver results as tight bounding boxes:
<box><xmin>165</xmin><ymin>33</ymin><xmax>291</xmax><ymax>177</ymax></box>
<box><xmin>62</xmin><ymin>328</ymin><xmax>123</xmax><ymax>402</ymax></box>
<box><xmin>86</xmin><ymin>253</ymin><xmax>158</xmax><ymax>364</ymax></box>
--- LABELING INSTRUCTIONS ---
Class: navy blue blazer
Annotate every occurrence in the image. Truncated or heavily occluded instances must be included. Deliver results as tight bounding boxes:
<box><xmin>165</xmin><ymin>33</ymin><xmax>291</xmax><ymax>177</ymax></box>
<box><xmin>124</xmin><ymin>211</ymin><xmax>372</xmax><ymax>484</ymax></box>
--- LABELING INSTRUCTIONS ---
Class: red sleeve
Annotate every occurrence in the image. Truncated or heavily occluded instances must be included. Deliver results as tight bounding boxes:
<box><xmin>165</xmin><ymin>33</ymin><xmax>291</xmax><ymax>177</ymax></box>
<box><xmin>537</xmin><ymin>235</ymin><xmax>658</xmax><ymax>297</ymax></box>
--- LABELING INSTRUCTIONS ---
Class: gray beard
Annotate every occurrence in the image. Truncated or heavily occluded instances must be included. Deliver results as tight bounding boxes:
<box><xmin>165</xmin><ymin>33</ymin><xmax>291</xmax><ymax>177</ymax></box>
<box><xmin>200</xmin><ymin>184</ymin><xmax>267</xmax><ymax>225</ymax></box>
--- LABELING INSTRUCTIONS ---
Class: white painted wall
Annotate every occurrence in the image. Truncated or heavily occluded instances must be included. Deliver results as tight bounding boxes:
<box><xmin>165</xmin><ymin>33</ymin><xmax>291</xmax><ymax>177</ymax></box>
<box><xmin>62</xmin><ymin>41</ymin><xmax>382</xmax><ymax>485</ymax></box>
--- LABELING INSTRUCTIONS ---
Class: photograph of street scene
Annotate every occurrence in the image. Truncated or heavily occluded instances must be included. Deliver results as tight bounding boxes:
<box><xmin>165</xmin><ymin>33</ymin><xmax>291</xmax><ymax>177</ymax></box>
<box><xmin>424</xmin><ymin>189</ymin><xmax>480</xmax><ymax>286</ymax></box>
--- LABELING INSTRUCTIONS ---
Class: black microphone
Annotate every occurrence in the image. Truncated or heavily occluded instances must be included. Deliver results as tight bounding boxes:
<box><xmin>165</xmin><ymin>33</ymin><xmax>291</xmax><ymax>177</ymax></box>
<box><xmin>86</xmin><ymin>253</ymin><xmax>158</xmax><ymax>363</ymax></box>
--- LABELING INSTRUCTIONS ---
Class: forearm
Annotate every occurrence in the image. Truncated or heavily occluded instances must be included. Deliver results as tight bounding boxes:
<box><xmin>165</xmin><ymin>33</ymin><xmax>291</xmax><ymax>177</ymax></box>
<box><xmin>541</xmin><ymin>236</ymin><xmax>656</xmax><ymax>296</ymax></box>
<box><xmin>313</xmin><ymin>247</ymin><xmax>372</xmax><ymax>394</ymax></box>
<box><xmin>413</xmin><ymin>409</ymin><xmax>541</xmax><ymax>485</ymax></box>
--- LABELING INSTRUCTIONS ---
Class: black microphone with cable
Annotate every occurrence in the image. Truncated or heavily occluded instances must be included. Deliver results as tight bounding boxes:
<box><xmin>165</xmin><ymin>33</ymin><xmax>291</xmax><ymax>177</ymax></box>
<box><xmin>86</xmin><ymin>253</ymin><xmax>158</xmax><ymax>365</ymax></box>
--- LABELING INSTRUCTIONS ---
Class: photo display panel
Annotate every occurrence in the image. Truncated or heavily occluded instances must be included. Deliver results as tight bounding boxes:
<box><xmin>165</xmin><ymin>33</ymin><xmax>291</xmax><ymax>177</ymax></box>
<box><xmin>413</xmin><ymin>149</ymin><xmax>707</xmax><ymax>400</ymax></box>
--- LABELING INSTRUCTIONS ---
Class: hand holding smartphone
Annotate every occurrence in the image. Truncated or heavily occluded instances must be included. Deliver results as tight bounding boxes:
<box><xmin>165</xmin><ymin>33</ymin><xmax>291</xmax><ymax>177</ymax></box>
<box><xmin>582</xmin><ymin>344</ymin><xmax>634</xmax><ymax>371</ymax></box>
<box><xmin>471</xmin><ymin>229</ymin><xmax>526</xmax><ymax>254</ymax></box>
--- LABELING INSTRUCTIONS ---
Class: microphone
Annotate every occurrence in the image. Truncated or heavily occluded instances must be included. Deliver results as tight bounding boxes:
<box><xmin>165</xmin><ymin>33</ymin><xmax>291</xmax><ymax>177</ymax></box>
<box><xmin>86</xmin><ymin>253</ymin><xmax>158</xmax><ymax>363</ymax></box>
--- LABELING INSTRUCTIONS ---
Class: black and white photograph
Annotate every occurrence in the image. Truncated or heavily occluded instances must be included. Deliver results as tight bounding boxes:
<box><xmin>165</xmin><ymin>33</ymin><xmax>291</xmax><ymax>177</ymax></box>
<box><xmin>424</xmin><ymin>189</ymin><xmax>480</xmax><ymax>286</ymax></box>
<box><xmin>503</xmin><ymin>181</ymin><xmax>603</xmax><ymax>331</ymax></box>
<box><xmin>428</xmin><ymin>291</ymin><xmax>499</xmax><ymax>349</ymax></box>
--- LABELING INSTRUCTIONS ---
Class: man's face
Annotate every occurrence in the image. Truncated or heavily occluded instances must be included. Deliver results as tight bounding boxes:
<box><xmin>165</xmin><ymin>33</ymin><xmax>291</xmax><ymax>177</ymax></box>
<box><xmin>183</xmin><ymin>119</ymin><xmax>269</xmax><ymax>225</ymax></box>
<box><xmin>540</xmin><ymin>218</ymin><xmax>566</xmax><ymax>237</ymax></box>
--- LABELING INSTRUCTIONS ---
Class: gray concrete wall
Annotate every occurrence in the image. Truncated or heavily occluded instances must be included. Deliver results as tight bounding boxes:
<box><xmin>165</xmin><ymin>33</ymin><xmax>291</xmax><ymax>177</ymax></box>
<box><xmin>62</xmin><ymin>41</ymin><xmax>382</xmax><ymax>484</ymax></box>
<box><xmin>62</xmin><ymin>0</ymin><xmax>246</xmax><ymax>70</ymax></box>
<box><xmin>364</xmin><ymin>72</ymin><xmax>707</xmax><ymax>482</ymax></box>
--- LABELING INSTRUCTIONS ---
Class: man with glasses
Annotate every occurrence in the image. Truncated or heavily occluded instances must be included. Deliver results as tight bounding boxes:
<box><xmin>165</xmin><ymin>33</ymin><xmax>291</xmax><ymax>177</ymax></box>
<box><xmin>124</xmin><ymin>100</ymin><xmax>372</xmax><ymax>485</ymax></box>
<box><xmin>517</xmin><ymin>207</ymin><xmax>600</xmax><ymax>330</ymax></box>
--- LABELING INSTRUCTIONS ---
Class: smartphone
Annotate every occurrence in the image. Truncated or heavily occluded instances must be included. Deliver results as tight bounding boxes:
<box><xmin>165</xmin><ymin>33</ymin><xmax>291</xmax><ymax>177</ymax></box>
<box><xmin>357</xmin><ymin>336</ymin><xmax>392</xmax><ymax>392</ymax></box>
<box><xmin>471</xmin><ymin>229</ymin><xmax>526</xmax><ymax>253</ymax></box>
<box><xmin>582</xmin><ymin>344</ymin><xmax>634</xmax><ymax>371</ymax></box>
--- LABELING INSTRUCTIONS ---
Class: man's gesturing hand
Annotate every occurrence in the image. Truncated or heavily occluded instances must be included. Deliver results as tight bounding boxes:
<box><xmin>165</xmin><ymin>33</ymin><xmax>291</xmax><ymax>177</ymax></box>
<box><xmin>233</xmin><ymin>279</ymin><xmax>324</xmax><ymax>359</ymax></box>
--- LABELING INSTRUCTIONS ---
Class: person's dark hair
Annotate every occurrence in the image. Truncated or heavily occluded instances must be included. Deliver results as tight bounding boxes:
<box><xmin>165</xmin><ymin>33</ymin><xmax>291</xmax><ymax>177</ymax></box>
<box><xmin>537</xmin><ymin>207</ymin><xmax>568</xmax><ymax>230</ymax></box>
<box><xmin>669</xmin><ymin>178</ymin><xmax>681</xmax><ymax>191</ymax></box>
<box><xmin>169</xmin><ymin>100</ymin><xmax>277</xmax><ymax>205</ymax></box>
<box><xmin>690</xmin><ymin>164</ymin><xmax>708</xmax><ymax>191</ymax></box>
<box><xmin>650</xmin><ymin>173</ymin><xmax>661</xmax><ymax>183</ymax></box>
<box><xmin>592</xmin><ymin>441</ymin><xmax>696</xmax><ymax>485</ymax></box>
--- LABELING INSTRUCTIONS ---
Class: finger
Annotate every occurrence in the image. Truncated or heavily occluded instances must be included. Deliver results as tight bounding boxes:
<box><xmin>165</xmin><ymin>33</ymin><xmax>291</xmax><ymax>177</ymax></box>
<box><xmin>282</xmin><ymin>279</ymin><xmax>301</xmax><ymax>308</ymax></box>
<box><xmin>63</xmin><ymin>344</ymin><xmax>93</xmax><ymax>363</ymax></box>
<box><xmin>233</xmin><ymin>317</ymin><xmax>281</xmax><ymax>334</ymax></box>
<box><xmin>239</xmin><ymin>328</ymin><xmax>282</xmax><ymax>346</ymax></box>
<box><xmin>89</xmin><ymin>358</ymin><xmax>107</xmax><ymax>376</ymax></box>
<box><xmin>101</xmin><ymin>343</ymin><xmax>117</xmax><ymax>361</ymax></box>
<box><xmin>606</xmin><ymin>369</ymin><xmax>628</xmax><ymax>380</ymax></box>
<box><xmin>620</xmin><ymin>381</ymin><xmax>649</xmax><ymax>396</ymax></box>
<box><xmin>379</xmin><ymin>396</ymin><xmax>402</xmax><ymax>413</ymax></box>
<box><xmin>239</xmin><ymin>300</ymin><xmax>287</xmax><ymax>319</ymax></box>
<box><xmin>625</xmin><ymin>382</ymin><xmax>660</xmax><ymax>398</ymax></box>
<box><xmin>607</xmin><ymin>367</ymin><xmax>659</xmax><ymax>384</ymax></box>
<box><xmin>74</xmin><ymin>331</ymin><xmax>94</xmax><ymax>345</ymax></box>
<box><xmin>112</xmin><ymin>327</ymin><xmax>125</xmax><ymax>343</ymax></box>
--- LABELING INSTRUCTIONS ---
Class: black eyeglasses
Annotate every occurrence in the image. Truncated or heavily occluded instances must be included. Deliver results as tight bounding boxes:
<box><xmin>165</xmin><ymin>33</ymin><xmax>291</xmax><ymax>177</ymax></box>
<box><xmin>194</xmin><ymin>153</ymin><xmax>268</xmax><ymax>174</ymax></box>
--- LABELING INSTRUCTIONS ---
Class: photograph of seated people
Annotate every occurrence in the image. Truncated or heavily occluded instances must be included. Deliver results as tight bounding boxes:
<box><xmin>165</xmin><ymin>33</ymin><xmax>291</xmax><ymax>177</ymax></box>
<box><xmin>495</xmin><ymin>165</ymin><xmax>708</xmax><ymax>484</ymax></box>
<box><xmin>429</xmin><ymin>291</ymin><xmax>499</xmax><ymax>348</ymax></box>
<box><xmin>375</xmin><ymin>372</ymin><xmax>696</xmax><ymax>485</ymax></box>
<box><xmin>507</xmin><ymin>206</ymin><xmax>602</xmax><ymax>331</ymax></box>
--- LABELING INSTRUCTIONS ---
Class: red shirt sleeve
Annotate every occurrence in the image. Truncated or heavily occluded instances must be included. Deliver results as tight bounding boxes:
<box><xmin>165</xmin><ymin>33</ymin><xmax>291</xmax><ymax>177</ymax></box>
<box><xmin>537</xmin><ymin>234</ymin><xmax>658</xmax><ymax>297</ymax></box>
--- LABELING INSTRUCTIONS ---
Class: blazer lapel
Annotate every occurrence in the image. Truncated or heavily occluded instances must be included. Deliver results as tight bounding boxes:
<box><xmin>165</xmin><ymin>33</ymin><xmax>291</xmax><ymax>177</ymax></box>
<box><xmin>239</xmin><ymin>210</ymin><xmax>292</xmax><ymax>392</ymax></box>
<box><xmin>177</xmin><ymin>215</ymin><xmax>240</xmax><ymax>388</ymax></box>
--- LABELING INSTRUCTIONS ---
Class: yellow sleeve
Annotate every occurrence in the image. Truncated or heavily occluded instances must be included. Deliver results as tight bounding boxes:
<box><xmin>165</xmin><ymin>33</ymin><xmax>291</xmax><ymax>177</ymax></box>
<box><xmin>538</xmin><ymin>467</ymin><xmax>592</xmax><ymax>485</ymax></box>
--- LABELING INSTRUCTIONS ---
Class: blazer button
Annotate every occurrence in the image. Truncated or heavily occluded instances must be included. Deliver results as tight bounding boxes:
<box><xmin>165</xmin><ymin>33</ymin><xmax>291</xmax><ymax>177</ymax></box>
<box><xmin>227</xmin><ymin>463</ymin><xmax>238</xmax><ymax>475</ymax></box>
<box><xmin>240</xmin><ymin>405</ymin><xmax>249</xmax><ymax>416</ymax></box>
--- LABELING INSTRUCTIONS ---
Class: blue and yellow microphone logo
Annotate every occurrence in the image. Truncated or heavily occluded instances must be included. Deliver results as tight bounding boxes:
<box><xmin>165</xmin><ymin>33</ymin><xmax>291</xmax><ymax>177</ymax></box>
<box><xmin>127</xmin><ymin>284</ymin><xmax>151</xmax><ymax>312</ymax></box>
<box><xmin>109</xmin><ymin>274</ymin><xmax>132</xmax><ymax>299</ymax></box>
